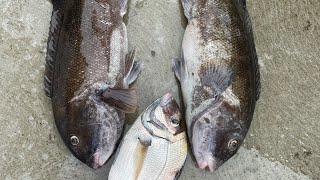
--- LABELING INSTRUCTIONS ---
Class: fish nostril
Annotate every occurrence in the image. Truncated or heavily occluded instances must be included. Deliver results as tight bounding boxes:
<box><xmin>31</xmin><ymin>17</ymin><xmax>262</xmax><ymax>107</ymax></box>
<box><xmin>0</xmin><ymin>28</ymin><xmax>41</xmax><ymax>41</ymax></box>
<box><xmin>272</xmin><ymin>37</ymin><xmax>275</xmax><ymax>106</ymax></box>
<box><xmin>204</xmin><ymin>117</ymin><xmax>210</xmax><ymax>124</ymax></box>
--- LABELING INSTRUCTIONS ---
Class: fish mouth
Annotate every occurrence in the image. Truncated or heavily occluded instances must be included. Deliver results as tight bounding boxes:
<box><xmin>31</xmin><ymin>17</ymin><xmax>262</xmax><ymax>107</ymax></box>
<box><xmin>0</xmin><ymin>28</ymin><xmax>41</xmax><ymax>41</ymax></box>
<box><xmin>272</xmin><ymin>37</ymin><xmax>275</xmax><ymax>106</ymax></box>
<box><xmin>86</xmin><ymin>150</ymin><xmax>113</xmax><ymax>169</ymax></box>
<box><xmin>191</xmin><ymin>121</ymin><xmax>220</xmax><ymax>172</ymax></box>
<box><xmin>194</xmin><ymin>152</ymin><xmax>219</xmax><ymax>172</ymax></box>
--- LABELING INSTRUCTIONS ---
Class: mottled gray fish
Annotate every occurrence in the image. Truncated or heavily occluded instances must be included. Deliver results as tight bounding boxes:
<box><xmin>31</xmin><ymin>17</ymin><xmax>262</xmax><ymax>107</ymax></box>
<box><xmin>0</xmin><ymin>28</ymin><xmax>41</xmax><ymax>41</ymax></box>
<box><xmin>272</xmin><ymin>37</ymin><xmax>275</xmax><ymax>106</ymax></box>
<box><xmin>44</xmin><ymin>0</ymin><xmax>142</xmax><ymax>168</ymax></box>
<box><xmin>173</xmin><ymin>0</ymin><xmax>260</xmax><ymax>172</ymax></box>
<box><xmin>108</xmin><ymin>93</ymin><xmax>187</xmax><ymax>180</ymax></box>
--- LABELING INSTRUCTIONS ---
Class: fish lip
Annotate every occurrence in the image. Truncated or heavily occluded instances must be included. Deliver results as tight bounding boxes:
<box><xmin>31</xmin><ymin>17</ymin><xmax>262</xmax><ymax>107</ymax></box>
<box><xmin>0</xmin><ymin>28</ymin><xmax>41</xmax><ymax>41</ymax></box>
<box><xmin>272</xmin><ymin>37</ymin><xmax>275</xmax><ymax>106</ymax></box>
<box><xmin>86</xmin><ymin>150</ymin><xmax>112</xmax><ymax>169</ymax></box>
<box><xmin>194</xmin><ymin>152</ymin><xmax>219</xmax><ymax>172</ymax></box>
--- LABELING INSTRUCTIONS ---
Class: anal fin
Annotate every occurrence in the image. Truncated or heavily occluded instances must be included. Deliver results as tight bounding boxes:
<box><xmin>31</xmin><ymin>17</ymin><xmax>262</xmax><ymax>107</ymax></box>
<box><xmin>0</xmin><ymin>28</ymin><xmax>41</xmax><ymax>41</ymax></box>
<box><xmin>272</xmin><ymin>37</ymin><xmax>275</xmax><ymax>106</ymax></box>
<box><xmin>123</xmin><ymin>50</ymin><xmax>143</xmax><ymax>86</ymax></box>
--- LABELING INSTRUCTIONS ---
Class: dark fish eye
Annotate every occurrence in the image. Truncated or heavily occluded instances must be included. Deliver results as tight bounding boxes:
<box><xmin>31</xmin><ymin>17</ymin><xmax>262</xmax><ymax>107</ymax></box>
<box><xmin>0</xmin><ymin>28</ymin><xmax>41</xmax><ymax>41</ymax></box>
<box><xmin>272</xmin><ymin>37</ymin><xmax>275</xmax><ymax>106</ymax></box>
<box><xmin>70</xmin><ymin>136</ymin><xmax>80</xmax><ymax>146</ymax></box>
<box><xmin>170</xmin><ymin>118</ymin><xmax>180</xmax><ymax>127</ymax></box>
<box><xmin>228</xmin><ymin>139</ymin><xmax>238</xmax><ymax>151</ymax></box>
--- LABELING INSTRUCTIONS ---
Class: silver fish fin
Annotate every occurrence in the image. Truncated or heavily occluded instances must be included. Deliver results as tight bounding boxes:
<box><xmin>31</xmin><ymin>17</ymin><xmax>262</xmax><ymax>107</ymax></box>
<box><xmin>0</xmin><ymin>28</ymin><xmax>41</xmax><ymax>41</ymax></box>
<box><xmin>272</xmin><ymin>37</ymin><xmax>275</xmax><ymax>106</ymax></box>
<box><xmin>44</xmin><ymin>1</ymin><xmax>64</xmax><ymax>97</ymax></box>
<box><xmin>101</xmin><ymin>88</ymin><xmax>138</xmax><ymax>113</ymax></box>
<box><xmin>138</xmin><ymin>136</ymin><xmax>152</xmax><ymax>147</ymax></box>
<box><xmin>235</xmin><ymin>0</ymin><xmax>261</xmax><ymax>100</ymax></box>
<box><xmin>181</xmin><ymin>0</ymin><xmax>196</xmax><ymax>20</ymax></box>
<box><xmin>119</xmin><ymin>0</ymin><xmax>129</xmax><ymax>17</ymax></box>
<box><xmin>172</xmin><ymin>54</ymin><xmax>187</xmax><ymax>82</ymax></box>
<box><xmin>199</xmin><ymin>63</ymin><xmax>235</xmax><ymax>97</ymax></box>
<box><xmin>124</xmin><ymin>50</ymin><xmax>143</xmax><ymax>86</ymax></box>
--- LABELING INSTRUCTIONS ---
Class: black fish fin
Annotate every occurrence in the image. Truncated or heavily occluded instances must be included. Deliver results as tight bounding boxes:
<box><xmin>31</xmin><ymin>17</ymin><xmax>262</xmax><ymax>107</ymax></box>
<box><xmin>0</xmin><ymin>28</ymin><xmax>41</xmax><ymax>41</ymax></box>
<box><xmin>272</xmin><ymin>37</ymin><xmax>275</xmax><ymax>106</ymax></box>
<box><xmin>181</xmin><ymin>0</ymin><xmax>196</xmax><ymax>20</ymax></box>
<box><xmin>119</xmin><ymin>0</ymin><xmax>129</xmax><ymax>17</ymax></box>
<box><xmin>101</xmin><ymin>88</ymin><xmax>138</xmax><ymax>113</ymax></box>
<box><xmin>51</xmin><ymin>0</ymin><xmax>63</xmax><ymax>10</ymax></box>
<box><xmin>124</xmin><ymin>50</ymin><xmax>143</xmax><ymax>86</ymax></box>
<box><xmin>235</xmin><ymin>0</ymin><xmax>246</xmax><ymax>8</ymax></box>
<box><xmin>199</xmin><ymin>63</ymin><xmax>235</xmax><ymax>97</ymax></box>
<box><xmin>44</xmin><ymin>2</ymin><xmax>64</xmax><ymax>97</ymax></box>
<box><xmin>172</xmin><ymin>53</ymin><xmax>187</xmax><ymax>82</ymax></box>
<box><xmin>235</xmin><ymin>0</ymin><xmax>261</xmax><ymax>100</ymax></box>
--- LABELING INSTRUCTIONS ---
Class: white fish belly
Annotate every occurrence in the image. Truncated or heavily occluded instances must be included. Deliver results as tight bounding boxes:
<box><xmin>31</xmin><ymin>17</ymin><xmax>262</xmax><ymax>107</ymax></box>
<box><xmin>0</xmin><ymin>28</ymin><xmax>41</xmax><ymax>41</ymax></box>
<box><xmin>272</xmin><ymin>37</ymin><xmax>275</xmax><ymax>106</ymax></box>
<box><xmin>138</xmin><ymin>138</ymin><xmax>187</xmax><ymax>180</ymax></box>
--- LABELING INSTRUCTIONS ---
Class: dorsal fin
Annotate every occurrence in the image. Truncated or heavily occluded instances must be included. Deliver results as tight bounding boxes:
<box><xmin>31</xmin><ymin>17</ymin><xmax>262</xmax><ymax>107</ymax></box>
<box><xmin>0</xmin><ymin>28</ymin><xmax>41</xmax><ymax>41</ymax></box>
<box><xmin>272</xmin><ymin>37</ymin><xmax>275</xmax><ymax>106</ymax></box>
<box><xmin>234</xmin><ymin>0</ymin><xmax>261</xmax><ymax>100</ymax></box>
<box><xmin>44</xmin><ymin>1</ymin><xmax>64</xmax><ymax>97</ymax></box>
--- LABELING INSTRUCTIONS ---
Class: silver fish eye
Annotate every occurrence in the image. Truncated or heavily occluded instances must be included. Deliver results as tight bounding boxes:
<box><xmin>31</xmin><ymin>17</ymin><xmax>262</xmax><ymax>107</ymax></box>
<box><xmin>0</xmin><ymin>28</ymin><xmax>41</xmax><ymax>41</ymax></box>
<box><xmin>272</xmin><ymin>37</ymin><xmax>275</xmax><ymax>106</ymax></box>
<box><xmin>171</xmin><ymin>118</ymin><xmax>180</xmax><ymax>127</ymax></box>
<box><xmin>70</xmin><ymin>136</ymin><xmax>79</xmax><ymax>146</ymax></box>
<box><xmin>228</xmin><ymin>139</ymin><xmax>238</xmax><ymax>151</ymax></box>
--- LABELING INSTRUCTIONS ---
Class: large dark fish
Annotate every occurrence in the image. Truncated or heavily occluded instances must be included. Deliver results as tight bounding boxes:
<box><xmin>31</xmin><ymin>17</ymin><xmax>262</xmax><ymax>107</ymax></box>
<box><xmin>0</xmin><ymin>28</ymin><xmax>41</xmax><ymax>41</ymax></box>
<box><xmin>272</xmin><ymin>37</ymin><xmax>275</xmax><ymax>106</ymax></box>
<box><xmin>173</xmin><ymin>0</ymin><xmax>260</xmax><ymax>172</ymax></box>
<box><xmin>44</xmin><ymin>0</ymin><xmax>142</xmax><ymax>168</ymax></box>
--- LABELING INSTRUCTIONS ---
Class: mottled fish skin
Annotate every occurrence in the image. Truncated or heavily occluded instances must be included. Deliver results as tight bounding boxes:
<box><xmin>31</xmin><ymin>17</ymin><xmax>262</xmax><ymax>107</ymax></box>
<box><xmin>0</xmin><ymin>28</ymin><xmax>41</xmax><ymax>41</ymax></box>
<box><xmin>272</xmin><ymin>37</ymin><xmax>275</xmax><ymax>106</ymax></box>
<box><xmin>44</xmin><ymin>0</ymin><xmax>141</xmax><ymax>168</ymax></box>
<box><xmin>174</xmin><ymin>0</ymin><xmax>260</xmax><ymax>172</ymax></box>
<box><xmin>108</xmin><ymin>93</ymin><xmax>188</xmax><ymax>180</ymax></box>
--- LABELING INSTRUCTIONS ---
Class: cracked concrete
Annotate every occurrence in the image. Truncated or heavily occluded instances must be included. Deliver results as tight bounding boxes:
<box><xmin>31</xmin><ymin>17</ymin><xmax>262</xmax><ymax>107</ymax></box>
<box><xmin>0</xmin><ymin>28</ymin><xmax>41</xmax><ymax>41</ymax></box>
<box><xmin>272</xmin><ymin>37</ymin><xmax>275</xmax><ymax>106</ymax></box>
<box><xmin>0</xmin><ymin>0</ymin><xmax>319</xmax><ymax>179</ymax></box>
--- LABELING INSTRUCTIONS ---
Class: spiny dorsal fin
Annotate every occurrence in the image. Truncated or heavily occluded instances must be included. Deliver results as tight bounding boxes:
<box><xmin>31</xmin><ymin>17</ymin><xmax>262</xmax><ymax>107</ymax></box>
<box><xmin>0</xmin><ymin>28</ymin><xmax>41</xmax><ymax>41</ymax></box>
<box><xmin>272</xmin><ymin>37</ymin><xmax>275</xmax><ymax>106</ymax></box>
<box><xmin>44</xmin><ymin>1</ymin><xmax>63</xmax><ymax>97</ymax></box>
<box><xmin>199</xmin><ymin>63</ymin><xmax>235</xmax><ymax>97</ymax></box>
<box><xmin>101</xmin><ymin>88</ymin><xmax>138</xmax><ymax>113</ymax></box>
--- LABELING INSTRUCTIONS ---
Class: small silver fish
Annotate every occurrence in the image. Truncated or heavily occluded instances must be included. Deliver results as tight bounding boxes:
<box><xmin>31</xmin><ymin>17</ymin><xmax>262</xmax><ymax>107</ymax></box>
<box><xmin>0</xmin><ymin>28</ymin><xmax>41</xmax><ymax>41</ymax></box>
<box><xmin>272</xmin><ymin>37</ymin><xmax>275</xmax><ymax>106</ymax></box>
<box><xmin>108</xmin><ymin>93</ymin><xmax>187</xmax><ymax>180</ymax></box>
<box><xmin>173</xmin><ymin>0</ymin><xmax>260</xmax><ymax>172</ymax></box>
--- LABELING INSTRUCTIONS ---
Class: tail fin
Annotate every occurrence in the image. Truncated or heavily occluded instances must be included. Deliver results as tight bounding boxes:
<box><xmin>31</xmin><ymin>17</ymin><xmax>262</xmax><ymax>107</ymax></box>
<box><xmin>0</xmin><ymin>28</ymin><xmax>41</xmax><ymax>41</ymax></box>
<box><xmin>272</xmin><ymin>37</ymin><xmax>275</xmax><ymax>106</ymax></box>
<box><xmin>181</xmin><ymin>0</ymin><xmax>196</xmax><ymax>20</ymax></box>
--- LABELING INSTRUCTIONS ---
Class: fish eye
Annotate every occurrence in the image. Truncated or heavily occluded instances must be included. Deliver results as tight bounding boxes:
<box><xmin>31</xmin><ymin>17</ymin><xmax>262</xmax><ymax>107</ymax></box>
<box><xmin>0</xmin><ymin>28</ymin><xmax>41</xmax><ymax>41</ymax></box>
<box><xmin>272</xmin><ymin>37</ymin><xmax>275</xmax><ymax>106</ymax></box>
<box><xmin>170</xmin><ymin>118</ymin><xmax>180</xmax><ymax>127</ymax></box>
<box><xmin>228</xmin><ymin>139</ymin><xmax>239</xmax><ymax>151</ymax></box>
<box><xmin>70</xmin><ymin>136</ymin><xmax>80</xmax><ymax>146</ymax></box>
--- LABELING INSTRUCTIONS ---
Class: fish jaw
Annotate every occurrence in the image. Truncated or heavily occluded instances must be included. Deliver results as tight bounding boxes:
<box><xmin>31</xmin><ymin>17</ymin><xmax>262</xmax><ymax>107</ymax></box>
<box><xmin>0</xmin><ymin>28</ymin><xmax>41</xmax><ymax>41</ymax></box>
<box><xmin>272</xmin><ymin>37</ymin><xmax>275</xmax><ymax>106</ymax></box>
<box><xmin>191</xmin><ymin>120</ymin><xmax>220</xmax><ymax>172</ymax></box>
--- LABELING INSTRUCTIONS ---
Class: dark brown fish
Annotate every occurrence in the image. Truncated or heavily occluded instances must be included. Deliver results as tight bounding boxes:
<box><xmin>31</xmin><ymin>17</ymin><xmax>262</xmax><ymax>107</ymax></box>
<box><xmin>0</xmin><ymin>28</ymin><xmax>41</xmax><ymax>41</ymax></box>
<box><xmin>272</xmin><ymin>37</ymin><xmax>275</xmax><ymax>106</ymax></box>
<box><xmin>44</xmin><ymin>0</ymin><xmax>142</xmax><ymax>168</ymax></box>
<box><xmin>173</xmin><ymin>0</ymin><xmax>260</xmax><ymax>172</ymax></box>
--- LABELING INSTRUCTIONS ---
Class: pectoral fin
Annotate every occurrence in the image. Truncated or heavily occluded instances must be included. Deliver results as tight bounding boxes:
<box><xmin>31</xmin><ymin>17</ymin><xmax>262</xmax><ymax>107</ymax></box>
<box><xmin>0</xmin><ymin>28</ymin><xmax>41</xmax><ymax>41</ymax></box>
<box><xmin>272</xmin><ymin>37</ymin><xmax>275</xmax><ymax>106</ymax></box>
<box><xmin>133</xmin><ymin>136</ymin><xmax>151</xmax><ymax>179</ymax></box>
<box><xmin>199</xmin><ymin>63</ymin><xmax>235</xmax><ymax>97</ymax></box>
<box><xmin>172</xmin><ymin>53</ymin><xmax>187</xmax><ymax>82</ymax></box>
<box><xmin>101</xmin><ymin>88</ymin><xmax>138</xmax><ymax>113</ymax></box>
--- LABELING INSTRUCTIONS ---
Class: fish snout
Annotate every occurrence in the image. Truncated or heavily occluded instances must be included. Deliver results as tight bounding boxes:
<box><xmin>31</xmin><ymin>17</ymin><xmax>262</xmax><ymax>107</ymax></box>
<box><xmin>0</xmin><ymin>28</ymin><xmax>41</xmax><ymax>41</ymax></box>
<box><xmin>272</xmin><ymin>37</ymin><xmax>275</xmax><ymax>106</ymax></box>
<box><xmin>160</xmin><ymin>93</ymin><xmax>174</xmax><ymax>106</ymax></box>
<box><xmin>195</xmin><ymin>154</ymin><xmax>219</xmax><ymax>172</ymax></box>
<box><xmin>87</xmin><ymin>152</ymin><xmax>109</xmax><ymax>169</ymax></box>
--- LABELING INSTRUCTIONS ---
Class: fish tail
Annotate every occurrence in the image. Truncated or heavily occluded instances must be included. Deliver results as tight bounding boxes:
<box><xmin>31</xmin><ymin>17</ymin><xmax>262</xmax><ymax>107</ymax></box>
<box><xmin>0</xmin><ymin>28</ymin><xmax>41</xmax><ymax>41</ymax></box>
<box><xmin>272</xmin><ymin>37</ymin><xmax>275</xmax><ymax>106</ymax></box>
<box><xmin>181</xmin><ymin>0</ymin><xmax>196</xmax><ymax>20</ymax></box>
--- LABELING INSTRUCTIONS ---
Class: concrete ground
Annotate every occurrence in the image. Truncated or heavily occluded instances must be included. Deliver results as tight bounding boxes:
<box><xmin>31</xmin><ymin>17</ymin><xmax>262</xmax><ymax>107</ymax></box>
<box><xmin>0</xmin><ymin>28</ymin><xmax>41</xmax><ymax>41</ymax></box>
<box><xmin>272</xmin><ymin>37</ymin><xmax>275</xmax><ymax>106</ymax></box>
<box><xmin>0</xmin><ymin>0</ymin><xmax>319</xmax><ymax>179</ymax></box>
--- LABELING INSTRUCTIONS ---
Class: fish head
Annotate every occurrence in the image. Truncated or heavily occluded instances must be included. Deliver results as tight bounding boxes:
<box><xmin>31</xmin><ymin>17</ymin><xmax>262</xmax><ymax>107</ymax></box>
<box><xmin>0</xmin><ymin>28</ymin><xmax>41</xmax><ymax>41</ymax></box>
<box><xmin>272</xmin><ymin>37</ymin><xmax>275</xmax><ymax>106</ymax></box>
<box><xmin>63</xmin><ymin>89</ymin><xmax>122</xmax><ymax>169</ymax></box>
<box><xmin>144</xmin><ymin>93</ymin><xmax>185</xmax><ymax>137</ymax></box>
<box><xmin>191</xmin><ymin>102</ymin><xmax>244</xmax><ymax>172</ymax></box>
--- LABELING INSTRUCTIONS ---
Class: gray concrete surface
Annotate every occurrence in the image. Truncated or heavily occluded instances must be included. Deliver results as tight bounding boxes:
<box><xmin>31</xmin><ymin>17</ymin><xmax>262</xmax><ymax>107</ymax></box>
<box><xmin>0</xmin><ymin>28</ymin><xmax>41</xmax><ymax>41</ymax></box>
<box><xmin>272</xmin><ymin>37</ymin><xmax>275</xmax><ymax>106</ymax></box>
<box><xmin>0</xmin><ymin>0</ymin><xmax>319</xmax><ymax>179</ymax></box>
